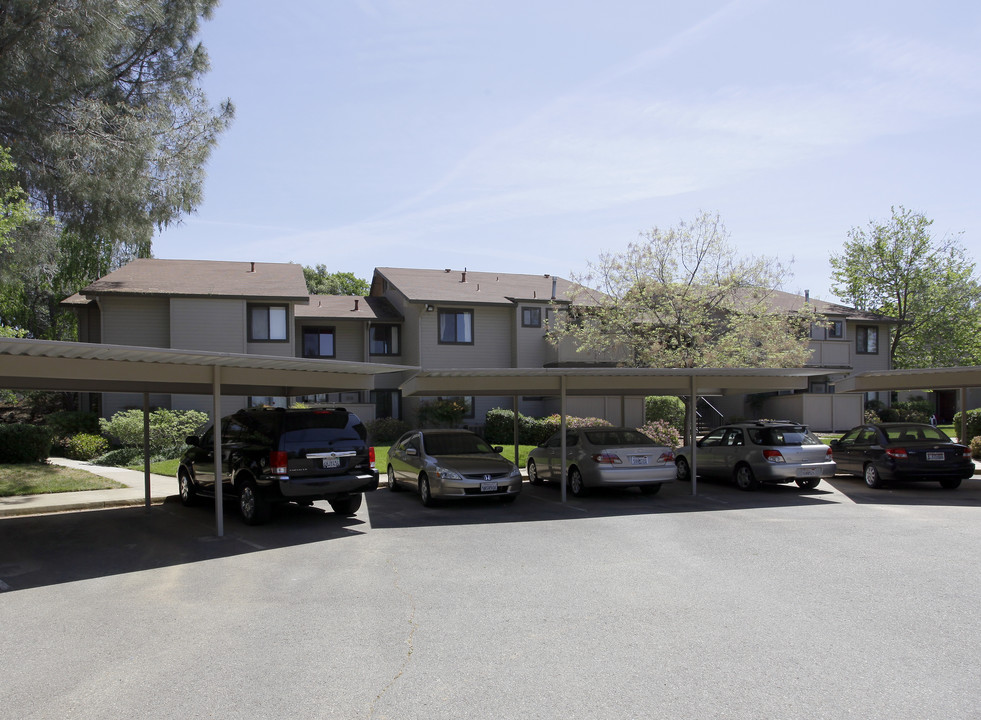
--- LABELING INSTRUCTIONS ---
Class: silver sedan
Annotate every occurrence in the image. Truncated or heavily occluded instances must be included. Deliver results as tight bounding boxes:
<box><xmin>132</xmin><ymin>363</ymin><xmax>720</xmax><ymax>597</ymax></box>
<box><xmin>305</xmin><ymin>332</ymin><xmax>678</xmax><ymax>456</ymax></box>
<box><xmin>387</xmin><ymin>429</ymin><xmax>522</xmax><ymax>506</ymax></box>
<box><xmin>526</xmin><ymin>427</ymin><xmax>675</xmax><ymax>496</ymax></box>
<box><xmin>674</xmin><ymin>421</ymin><xmax>836</xmax><ymax>491</ymax></box>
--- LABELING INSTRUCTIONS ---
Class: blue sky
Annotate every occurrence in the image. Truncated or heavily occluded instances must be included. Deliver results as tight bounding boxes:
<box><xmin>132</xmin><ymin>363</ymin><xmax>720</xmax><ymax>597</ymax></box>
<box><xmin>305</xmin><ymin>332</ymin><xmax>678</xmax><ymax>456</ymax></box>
<box><xmin>154</xmin><ymin>0</ymin><xmax>981</xmax><ymax>301</ymax></box>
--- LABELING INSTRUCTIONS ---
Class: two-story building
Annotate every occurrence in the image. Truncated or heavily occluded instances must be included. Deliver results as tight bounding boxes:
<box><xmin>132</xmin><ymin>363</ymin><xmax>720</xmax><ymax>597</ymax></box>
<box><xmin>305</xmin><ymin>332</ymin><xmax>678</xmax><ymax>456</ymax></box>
<box><xmin>65</xmin><ymin>258</ymin><xmax>897</xmax><ymax>431</ymax></box>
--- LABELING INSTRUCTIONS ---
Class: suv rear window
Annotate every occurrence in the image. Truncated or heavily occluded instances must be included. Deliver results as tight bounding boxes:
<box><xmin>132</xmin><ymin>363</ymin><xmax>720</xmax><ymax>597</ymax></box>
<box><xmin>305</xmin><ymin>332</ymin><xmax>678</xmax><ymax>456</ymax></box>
<box><xmin>748</xmin><ymin>426</ymin><xmax>822</xmax><ymax>446</ymax></box>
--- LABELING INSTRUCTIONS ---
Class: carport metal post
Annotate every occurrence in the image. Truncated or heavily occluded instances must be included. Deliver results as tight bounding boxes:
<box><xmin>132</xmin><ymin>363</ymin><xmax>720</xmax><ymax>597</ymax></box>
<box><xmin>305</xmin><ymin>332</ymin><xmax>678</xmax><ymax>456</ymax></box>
<box><xmin>213</xmin><ymin>365</ymin><xmax>224</xmax><ymax>538</ymax></box>
<box><xmin>513</xmin><ymin>394</ymin><xmax>520</xmax><ymax>466</ymax></box>
<box><xmin>689</xmin><ymin>374</ymin><xmax>698</xmax><ymax>497</ymax></box>
<box><xmin>961</xmin><ymin>387</ymin><xmax>968</xmax><ymax>443</ymax></box>
<box><xmin>142</xmin><ymin>392</ymin><xmax>151</xmax><ymax>512</ymax></box>
<box><xmin>560</xmin><ymin>376</ymin><xmax>567</xmax><ymax>503</ymax></box>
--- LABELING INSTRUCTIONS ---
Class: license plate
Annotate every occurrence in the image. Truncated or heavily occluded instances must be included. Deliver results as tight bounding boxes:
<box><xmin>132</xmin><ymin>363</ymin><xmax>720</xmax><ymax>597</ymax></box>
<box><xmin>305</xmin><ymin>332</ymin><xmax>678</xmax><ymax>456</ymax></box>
<box><xmin>322</xmin><ymin>457</ymin><xmax>341</xmax><ymax>469</ymax></box>
<box><xmin>630</xmin><ymin>455</ymin><xmax>650</xmax><ymax>465</ymax></box>
<box><xmin>480</xmin><ymin>481</ymin><xmax>498</xmax><ymax>492</ymax></box>
<box><xmin>926</xmin><ymin>452</ymin><xmax>945</xmax><ymax>461</ymax></box>
<box><xmin>796</xmin><ymin>467</ymin><xmax>820</xmax><ymax>477</ymax></box>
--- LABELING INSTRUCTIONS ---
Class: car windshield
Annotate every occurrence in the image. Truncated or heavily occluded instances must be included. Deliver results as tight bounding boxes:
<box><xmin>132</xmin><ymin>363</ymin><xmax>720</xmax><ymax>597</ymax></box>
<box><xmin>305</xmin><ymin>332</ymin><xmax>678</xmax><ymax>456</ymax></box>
<box><xmin>884</xmin><ymin>425</ymin><xmax>951</xmax><ymax>443</ymax></box>
<box><xmin>584</xmin><ymin>429</ymin><xmax>656</xmax><ymax>446</ymax></box>
<box><xmin>423</xmin><ymin>433</ymin><xmax>496</xmax><ymax>456</ymax></box>
<box><xmin>747</xmin><ymin>426</ymin><xmax>822</xmax><ymax>446</ymax></box>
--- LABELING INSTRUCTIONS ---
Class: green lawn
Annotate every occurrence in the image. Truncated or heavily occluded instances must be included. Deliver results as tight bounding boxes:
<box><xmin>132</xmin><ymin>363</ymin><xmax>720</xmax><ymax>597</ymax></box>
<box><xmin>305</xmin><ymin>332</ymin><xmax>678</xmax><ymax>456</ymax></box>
<box><xmin>0</xmin><ymin>463</ymin><xmax>126</xmax><ymax>497</ymax></box>
<box><xmin>121</xmin><ymin>444</ymin><xmax>537</xmax><ymax>481</ymax></box>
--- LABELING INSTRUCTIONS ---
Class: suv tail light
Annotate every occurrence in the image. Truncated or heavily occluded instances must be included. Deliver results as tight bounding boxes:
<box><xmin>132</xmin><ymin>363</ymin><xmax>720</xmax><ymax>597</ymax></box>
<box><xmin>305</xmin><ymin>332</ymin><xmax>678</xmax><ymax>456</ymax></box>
<box><xmin>369</xmin><ymin>446</ymin><xmax>376</xmax><ymax>469</ymax></box>
<box><xmin>885</xmin><ymin>447</ymin><xmax>908</xmax><ymax>460</ymax></box>
<box><xmin>763</xmin><ymin>449</ymin><xmax>785</xmax><ymax>463</ymax></box>
<box><xmin>270</xmin><ymin>450</ymin><xmax>288</xmax><ymax>474</ymax></box>
<box><xmin>592</xmin><ymin>452</ymin><xmax>622</xmax><ymax>465</ymax></box>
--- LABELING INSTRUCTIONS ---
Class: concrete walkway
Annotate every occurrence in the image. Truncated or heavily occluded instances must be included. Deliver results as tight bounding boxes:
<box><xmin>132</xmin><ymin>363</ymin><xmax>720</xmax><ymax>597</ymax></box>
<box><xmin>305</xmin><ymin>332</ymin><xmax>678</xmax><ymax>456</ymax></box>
<box><xmin>0</xmin><ymin>458</ymin><xmax>176</xmax><ymax>517</ymax></box>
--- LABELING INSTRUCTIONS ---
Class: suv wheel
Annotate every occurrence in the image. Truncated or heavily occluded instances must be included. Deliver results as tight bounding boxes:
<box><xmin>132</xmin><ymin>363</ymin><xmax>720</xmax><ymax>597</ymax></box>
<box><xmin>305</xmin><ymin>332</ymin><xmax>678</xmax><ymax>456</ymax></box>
<box><xmin>388</xmin><ymin>465</ymin><xmax>400</xmax><ymax>492</ymax></box>
<box><xmin>178</xmin><ymin>470</ymin><xmax>197</xmax><ymax>507</ymax></box>
<box><xmin>329</xmin><ymin>494</ymin><xmax>363</xmax><ymax>515</ymax></box>
<box><xmin>796</xmin><ymin>477</ymin><xmax>821</xmax><ymax>490</ymax></box>
<box><xmin>239</xmin><ymin>478</ymin><xmax>271</xmax><ymax>525</ymax></box>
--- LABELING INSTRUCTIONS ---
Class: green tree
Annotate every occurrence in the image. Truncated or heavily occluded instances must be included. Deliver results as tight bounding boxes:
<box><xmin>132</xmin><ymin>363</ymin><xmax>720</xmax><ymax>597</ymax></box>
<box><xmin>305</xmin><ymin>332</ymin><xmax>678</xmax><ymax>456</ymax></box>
<box><xmin>551</xmin><ymin>212</ymin><xmax>819</xmax><ymax>369</ymax></box>
<box><xmin>0</xmin><ymin>0</ymin><xmax>233</xmax><ymax>336</ymax></box>
<box><xmin>0</xmin><ymin>147</ymin><xmax>33</xmax><ymax>250</ymax></box>
<box><xmin>830</xmin><ymin>207</ymin><xmax>981</xmax><ymax>368</ymax></box>
<box><xmin>303</xmin><ymin>265</ymin><xmax>370</xmax><ymax>295</ymax></box>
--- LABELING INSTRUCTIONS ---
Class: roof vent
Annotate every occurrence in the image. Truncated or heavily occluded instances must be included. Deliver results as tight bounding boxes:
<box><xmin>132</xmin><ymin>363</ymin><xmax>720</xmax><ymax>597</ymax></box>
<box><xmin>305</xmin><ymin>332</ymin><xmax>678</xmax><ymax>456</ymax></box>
<box><xmin>249</xmin><ymin>262</ymin><xmax>256</xmax><ymax>273</ymax></box>
<box><xmin>461</xmin><ymin>269</ymin><xmax>467</xmax><ymax>283</ymax></box>
<box><xmin>354</xmin><ymin>298</ymin><xmax>360</xmax><ymax>311</ymax></box>
<box><xmin>544</xmin><ymin>273</ymin><xmax>550</xmax><ymax>278</ymax></box>
<box><xmin>551</xmin><ymin>277</ymin><xmax>557</xmax><ymax>300</ymax></box>
<box><xmin>444</xmin><ymin>268</ymin><xmax>451</xmax><ymax>273</ymax></box>
<box><xmin>804</xmin><ymin>289</ymin><xmax>810</xmax><ymax>302</ymax></box>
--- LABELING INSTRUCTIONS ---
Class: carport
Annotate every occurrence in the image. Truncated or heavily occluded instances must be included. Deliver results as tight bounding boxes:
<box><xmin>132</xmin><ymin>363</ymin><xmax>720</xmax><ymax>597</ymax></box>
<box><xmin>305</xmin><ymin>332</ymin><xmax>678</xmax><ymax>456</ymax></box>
<box><xmin>0</xmin><ymin>338</ymin><xmax>414</xmax><ymax>536</ymax></box>
<box><xmin>400</xmin><ymin>366</ymin><xmax>831</xmax><ymax>500</ymax></box>
<box><xmin>836</xmin><ymin>366</ymin><xmax>981</xmax><ymax>443</ymax></box>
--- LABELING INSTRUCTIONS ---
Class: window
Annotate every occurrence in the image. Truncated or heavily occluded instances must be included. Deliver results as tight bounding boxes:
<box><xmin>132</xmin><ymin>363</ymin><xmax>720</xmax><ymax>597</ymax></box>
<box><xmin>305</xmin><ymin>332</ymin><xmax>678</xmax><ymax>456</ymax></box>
<box><xmin>856</xmin><ymin>325</ymin><xmax>878</xmax><ymax>354</ymax></box>
<box><xmin>249</xmin><ymin>305</ymin><xmax>288</xmax><ymax>341</ymax></box>
<box><xmin>369</xmin><ymin>324</ymin><xmax>401</xmax><ymax>355</ymax></box>
<box><xmin>438</xmin><ymin>309</ymin><xmax>473</xmax><ymax>344</ymax></box>
<box><xmin>302</xmin><ymin>327</ymin><xmax>335</xmax><ymax>358</ymax></box>
<box><xmin>828</xmin><ymin>320</ymin><xmax>843</xmax><ymax>339</ymax></box>
<box><xmin>522</xmin><ymin>307</ymin><xmax>542</xmax><ymax>328</ymax></box>
<box><xmin>370</xmin><ymin>389</ymin><xmax>401</xmax><ymax>420</ymax></box>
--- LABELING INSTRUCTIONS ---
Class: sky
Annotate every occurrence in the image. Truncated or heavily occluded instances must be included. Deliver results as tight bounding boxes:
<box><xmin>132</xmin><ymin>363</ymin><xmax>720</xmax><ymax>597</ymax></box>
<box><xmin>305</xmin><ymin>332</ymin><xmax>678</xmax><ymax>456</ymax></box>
<box><xmin>153</xmin><ymin>0</ymin><xmax>981</xmax><ymax>302</ymax></box>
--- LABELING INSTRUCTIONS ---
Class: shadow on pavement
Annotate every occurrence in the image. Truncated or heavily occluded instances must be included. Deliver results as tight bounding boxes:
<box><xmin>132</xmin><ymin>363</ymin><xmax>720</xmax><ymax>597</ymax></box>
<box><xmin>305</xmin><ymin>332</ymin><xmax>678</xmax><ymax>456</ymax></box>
<box><xmin>823</xmin><ymin>474</ymin><xmax>981</xmax><ymax>506</ymax></box>
<box><xmin>0</xmin><ymin>496</ymin><xmax>367</xmax><ymax>593</ymax></box>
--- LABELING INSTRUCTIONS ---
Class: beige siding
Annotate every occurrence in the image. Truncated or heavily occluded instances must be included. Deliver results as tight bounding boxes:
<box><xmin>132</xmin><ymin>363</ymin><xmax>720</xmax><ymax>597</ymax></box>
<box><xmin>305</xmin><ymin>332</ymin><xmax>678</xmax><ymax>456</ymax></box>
<box><xmin>514</xmin><ymin>305</ymin><xmax>550</xmax><ymax>368</ymax></box>
<box><xmin>419</xmin><ymin>305</ymin><xmax>511</xmax><ymax>368</ymax></box>
<box><xmin>849</xmin><ymin>323</ymin><xmax>891</xmax><ymax>373</ymax></box>
<box><xmin>171</xmin><ymin>394</ymin><xmax>248</xmax><ymax>423</ymax></box>
<box><xmin>170</xmin><ymin>298</ymin><xmax>246</xmax><ymax>353</ymax></box>
<box><xmin>99</xmin><ymin>296</ymin><xmax>169</xmax><ymax>347</ymax></box>
<box><xmin>101</xmin><ymin>393</ymin><xmax>173</xmax><ymax>419</ymax></box>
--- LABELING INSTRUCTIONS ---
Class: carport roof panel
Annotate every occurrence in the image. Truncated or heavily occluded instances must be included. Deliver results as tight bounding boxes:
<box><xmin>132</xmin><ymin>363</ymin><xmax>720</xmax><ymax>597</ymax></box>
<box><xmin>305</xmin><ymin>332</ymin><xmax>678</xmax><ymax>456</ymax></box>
<box><xmin>0</xmin><ymin>338</ymin><xmax>416</xmax><ymax>396</ymax></box>
<box><xmin>400</xmin><ymin>367</ymin><xmax>829</xmax><ymax>397</ymax></box>
<box><xmin>835</xmin><ymin>366</ymin><xmax>981</xmax><ymax>392</ymax></box>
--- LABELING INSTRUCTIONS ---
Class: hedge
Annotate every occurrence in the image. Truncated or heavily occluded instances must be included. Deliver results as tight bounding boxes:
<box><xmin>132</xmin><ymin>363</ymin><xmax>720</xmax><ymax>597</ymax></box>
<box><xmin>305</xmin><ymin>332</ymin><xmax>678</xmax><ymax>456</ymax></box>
<box><xmin>952</xmin><ymin>409</ymin><xmax>981</xmax><ymax>442</ymax></box>
<box><xmin>0</xmin><ymin>423</ymin><xmax>52</xmax><ymax>463</ymax></box>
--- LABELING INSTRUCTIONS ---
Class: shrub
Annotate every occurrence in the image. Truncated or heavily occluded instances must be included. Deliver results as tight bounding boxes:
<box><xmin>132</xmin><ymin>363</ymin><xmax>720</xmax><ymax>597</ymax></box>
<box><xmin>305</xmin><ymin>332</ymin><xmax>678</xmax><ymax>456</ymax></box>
<box><xmin>63</xmin><ymin>432</ymin><xmax>110</xmax><ymax>460</ymax></box>
<box><xmin>417</xmin><ymin>399</ymin><xmax>467</xmax><ymax>428</ymax></box>
<box><xmin>970</xmin><ymin>436</ymin><xmax>981</xmax><ymax>459</ymax></box>
<box><xmin>485</xmin><ymin>408</ymin><xmax>543</xmax><ymax>445</ymax></box>
<box><xmin>644</xmin><ymin>396</ymin><xmax>685</xmax><ymax>432</ymax></box>
<box><xmin>0</xmin><ymin>423</ymin><xmax>52</xmax><ymax>463</ymax></box>
<box><xmin>889</xmin><ymin>399</ymin><xmax>931</xmax><ymax>424</ymax></box>
<box><xmin>366</xmin><ymin>417</ymin><xmax>411</xmax><ymax>443</ymax></box>
<box><xmin>637</xmin><ymin>421</ymin><xmax>682</xmax><ymax>449</ymax></box>
<box><xmin>45</xmin><ymin>410</ymin><xmax>100</xmax><ymax>438</ymax></box>
<box><xmin>864</xmin><ymin>409</ymin><xmax>881</xmax><ymax>424</ymax></box>
<box><xmin>100</xmin><ymin>409</ymin><xmax>209</xmax><ymax>455</ymax></box>
<box><xmin>952</xmin><ymin>409</ymin><xmax>981</xmax><ymax>442</ymax></box>
<box><xmin>94</xmin><ymin>447</ymin><xmax>146</xmax><ymax>467</ymax></box>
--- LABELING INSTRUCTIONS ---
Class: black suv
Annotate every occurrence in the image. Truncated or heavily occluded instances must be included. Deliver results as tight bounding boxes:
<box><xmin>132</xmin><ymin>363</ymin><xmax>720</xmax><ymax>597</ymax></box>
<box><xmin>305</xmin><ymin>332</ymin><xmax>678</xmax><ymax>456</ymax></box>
<box><xmin>178</xmin><ymin>407</ymin><xmax>379</xmax><ymax>524</ymax></box>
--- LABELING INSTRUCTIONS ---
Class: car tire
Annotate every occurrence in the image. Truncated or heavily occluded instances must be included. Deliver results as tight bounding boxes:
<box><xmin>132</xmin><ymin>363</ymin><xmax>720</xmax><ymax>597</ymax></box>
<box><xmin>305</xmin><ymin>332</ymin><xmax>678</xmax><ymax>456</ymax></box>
<box><xmin>294</xmin><ymin>499</ymin><xmax>314</xmax><ymax>507</ymax></box>
<box><xmin>639</xmin><ymin>483</ymin><xmax>662</xmax><ymax>496</ymax></box>
<box><xmin>329</xmin><ymin>494</ymin><xmax>363</xmax><ymax>515</ymax></box>
<box><xmin>178</xmin><ymin>470</ymin><xmax>197</xmax><ymax>507</ymax></box>
<box><xmin>419</xmin><ymin>474</ymin><xmax>436</xmax><ymax>507</ymax></box>
<box><xmin>527</xmin><ymin>459</ymin><xmax>543</xmax><ymax>485</ymax></box>
<box><xmin>239</xmin><ymin>478</ymin><xmax>270</xmax><ymax>525</ymax></box>
<box><xmin>940</xmin><ymin>478</ymin><xmax>962</xmax><ymax>490</ymax></box>
<box><xmin>796</xmin><ymin>477</ymin><xmax>821</xmax><ymax>490</ymax></box>
<box><xmin>676</xmin><ymin>457</ymin><xmax>690</xmax><ymax>482</ymax></box>
<box><xmin>387</xmin><ymin>464</ymin><xmax>400</xmax><ymax>492</ymax></box>
<box><xmin>568</xmin><ymin>467</ymin><xmax>587</xmax><ymax>497</ymax></box>
<box><xmin>864</xmin><ymin>463</ymin><xmax>884</xmax><ymax>489</ymax></box>
<box><xmin>734</xmin><ymin>464</ymin><xmax>759</xmax><ymax>491</ymax></box>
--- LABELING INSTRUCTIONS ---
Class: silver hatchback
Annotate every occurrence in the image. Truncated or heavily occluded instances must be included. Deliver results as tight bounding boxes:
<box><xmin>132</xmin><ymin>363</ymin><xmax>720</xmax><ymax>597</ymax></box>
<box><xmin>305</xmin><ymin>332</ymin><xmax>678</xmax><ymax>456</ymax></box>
<box><xmin>387</xmin><ymin>429</ymin><xmax>522</xmax><ymax>506</ymax></box>
<box><xmin>674</xmin><ymin>421</ymin><xmax>836</xmax><ymax>491</ymax></box>
<box><xmin>526</xmin><ymin>426</ymin><xmax>675</xmax><ymax>496</ymax></box>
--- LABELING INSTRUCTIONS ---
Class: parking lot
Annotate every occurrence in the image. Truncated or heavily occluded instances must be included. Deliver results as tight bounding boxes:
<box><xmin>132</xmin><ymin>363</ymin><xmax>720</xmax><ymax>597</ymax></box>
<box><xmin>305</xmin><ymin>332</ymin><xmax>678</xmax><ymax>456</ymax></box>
<box><xmin>2</xmin><ymin>476</ymin><xmax>980</xmax><ymax>719</ymax></box>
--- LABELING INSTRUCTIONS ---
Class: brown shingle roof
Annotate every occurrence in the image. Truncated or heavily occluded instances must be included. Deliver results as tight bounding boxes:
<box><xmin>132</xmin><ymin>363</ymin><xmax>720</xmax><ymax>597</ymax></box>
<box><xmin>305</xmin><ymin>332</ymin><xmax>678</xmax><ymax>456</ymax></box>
<box><xmin>766</xmin><ymin>289</ymin><xmax>898</xmax><ymax>322</ymax></box>
<box><xmin>371</xmin><ymin>267</ymin><xmax>577</xmax><ymax>305</ymax></box>
<box><xmin>76</xmin><ymin>259</ymin><xmax>309</xmax><ymax>301</ymax></box>
<box><xmin>294</xmin><ymin>295</ymin><xmax>402</xmax><ymax>321</ymax></box>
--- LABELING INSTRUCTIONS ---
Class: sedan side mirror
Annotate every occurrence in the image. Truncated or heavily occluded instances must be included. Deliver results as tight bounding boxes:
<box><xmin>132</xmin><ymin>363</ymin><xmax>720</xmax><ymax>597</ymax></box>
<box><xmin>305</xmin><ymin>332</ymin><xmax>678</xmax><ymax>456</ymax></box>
<box><xmin>829</xmin><ymin>439</ymin><xmax>840</xmax><ymax>449</ymax></box>
<box><xmin>406</xmin><ymin>447</ymin><xmax>418</xmax><ymax>456</ymax></box>
<box><xmin>493</xmin><ymin>446</ymin><xmax>504</xmax><ymax>453</ymax></box>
